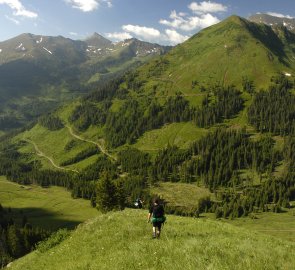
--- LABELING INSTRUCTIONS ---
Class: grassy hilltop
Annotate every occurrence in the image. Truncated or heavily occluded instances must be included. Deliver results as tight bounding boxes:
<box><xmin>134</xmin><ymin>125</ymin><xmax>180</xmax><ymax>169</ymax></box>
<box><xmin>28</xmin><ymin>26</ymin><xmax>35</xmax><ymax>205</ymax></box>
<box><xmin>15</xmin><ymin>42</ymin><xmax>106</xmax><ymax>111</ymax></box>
<box><xmin>8</xmin><ymin>209</ymin><xmax>295</xmax><ymax>270</ymax></box>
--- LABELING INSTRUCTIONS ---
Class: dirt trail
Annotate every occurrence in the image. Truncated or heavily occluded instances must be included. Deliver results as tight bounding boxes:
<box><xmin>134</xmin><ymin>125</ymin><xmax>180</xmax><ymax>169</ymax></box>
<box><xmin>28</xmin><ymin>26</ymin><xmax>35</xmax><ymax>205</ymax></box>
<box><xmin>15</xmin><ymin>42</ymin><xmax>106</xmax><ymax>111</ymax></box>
<box><xmin>65</xmin><ymin>126</ymin><xmax>117</xmax><ymax>162</ymax></box>
<box><xmin>24</xmin><ymin>139</ymin><xmax>79</xmax><ymax>173</ymax></box>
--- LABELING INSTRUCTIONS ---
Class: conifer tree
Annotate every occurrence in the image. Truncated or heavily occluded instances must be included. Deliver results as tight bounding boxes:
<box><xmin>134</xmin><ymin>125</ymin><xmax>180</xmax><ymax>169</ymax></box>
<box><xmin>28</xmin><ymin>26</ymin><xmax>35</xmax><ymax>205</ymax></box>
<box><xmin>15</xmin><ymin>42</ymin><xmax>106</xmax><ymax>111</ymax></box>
<box><xmin>96</xmin><ymin>172</ymin><xmax>117</xmax><ymax>213</ymax></box>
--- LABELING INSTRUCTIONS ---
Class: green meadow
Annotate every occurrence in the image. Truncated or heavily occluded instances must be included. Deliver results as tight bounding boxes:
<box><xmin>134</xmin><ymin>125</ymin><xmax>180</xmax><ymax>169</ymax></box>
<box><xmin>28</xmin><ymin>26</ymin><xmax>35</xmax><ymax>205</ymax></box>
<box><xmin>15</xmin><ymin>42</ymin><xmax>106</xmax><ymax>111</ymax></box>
<box><xmin>0</xmin><ymin>176</ymin><xmax>98</xmax><ymax>230</ymax></box>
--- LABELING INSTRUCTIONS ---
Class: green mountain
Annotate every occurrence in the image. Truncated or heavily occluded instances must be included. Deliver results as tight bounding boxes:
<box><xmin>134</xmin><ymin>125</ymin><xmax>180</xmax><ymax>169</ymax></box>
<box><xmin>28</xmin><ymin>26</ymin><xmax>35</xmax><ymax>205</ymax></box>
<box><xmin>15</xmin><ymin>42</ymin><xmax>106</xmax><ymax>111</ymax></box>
<box><xmin>137</xmin><ymin>15</ymin><xmax>294</xmax><ymax>94</ymax></box>
<box><xmin>0</xmin><ymin>33</ymin><xmax>170</xmax><ymax>132</ymax></box>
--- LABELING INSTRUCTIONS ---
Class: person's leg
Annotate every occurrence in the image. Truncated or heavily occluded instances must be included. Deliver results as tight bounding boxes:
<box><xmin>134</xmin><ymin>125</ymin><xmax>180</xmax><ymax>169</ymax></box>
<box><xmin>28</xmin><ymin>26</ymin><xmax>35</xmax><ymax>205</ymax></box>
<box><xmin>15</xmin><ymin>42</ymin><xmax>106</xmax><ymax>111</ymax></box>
<box><xmin>152</xmin><ymin>224</ymin><xmax>157</xmax><ymax>238</ymax></box>
<box><xmin>156</xmin><ymin>223</ymin><xmax>162</xmax><ymax>238</ymax></box>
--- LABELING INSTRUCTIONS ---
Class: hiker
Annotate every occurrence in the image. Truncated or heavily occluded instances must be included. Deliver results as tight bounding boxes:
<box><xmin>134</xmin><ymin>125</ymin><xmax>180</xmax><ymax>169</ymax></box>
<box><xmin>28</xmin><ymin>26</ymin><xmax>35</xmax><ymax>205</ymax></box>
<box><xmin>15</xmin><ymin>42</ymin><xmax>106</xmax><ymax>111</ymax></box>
<box><xmin>134</xmin><ymin>198</ymin><xmax>143</xmax><ymax>209</ymax></box>
<box><xmin>147</xmin><ymin>198</ymin><xmax>166</xmax><ymax>239</ymax></box>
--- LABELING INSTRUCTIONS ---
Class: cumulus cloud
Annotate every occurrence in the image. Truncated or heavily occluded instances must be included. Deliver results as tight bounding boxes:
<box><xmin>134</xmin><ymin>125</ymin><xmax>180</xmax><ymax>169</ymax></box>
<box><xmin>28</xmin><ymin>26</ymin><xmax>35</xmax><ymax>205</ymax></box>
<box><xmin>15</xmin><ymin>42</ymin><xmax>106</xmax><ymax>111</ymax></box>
<box><xmin>106</xmin><ymin>32</ymin><xmax>132</xmax><ymax>41</ymax></box>
<box><xmin>111</xmin><ymin>1</ymin><xmax>227</xmax><ymax>45</ymax></box>
<box><xmin>122</xmin><ymin>24</ymin><xmax>161</xmax><ymax>40</ymax></box>
<box><xmin>160</xmin><ymin>10</ymin><xmax>220</xmax><ymax>31</ymax></box>
<box><xmin>65</xmin><ymin>0</ymin><xmax>112</xmax><ymax>12</ymax></box>
<box><xmin>266</xmin><ymin>12</ymin><xmax>293</xmax><ymax>19</ymax></box>
<box><xmin>0</xmin><ymin>0</ymin><xmax>38</xmax><ymax>18</ymax></box>
<box><xmin>164</xmin><ymin>29</ymin><xmax>189</xmax><ymax>45</ymax></box>
<box><xmin>189</xmin><ymin>1</ymin><xmax>227</xmax><ymax>14</ymax></box>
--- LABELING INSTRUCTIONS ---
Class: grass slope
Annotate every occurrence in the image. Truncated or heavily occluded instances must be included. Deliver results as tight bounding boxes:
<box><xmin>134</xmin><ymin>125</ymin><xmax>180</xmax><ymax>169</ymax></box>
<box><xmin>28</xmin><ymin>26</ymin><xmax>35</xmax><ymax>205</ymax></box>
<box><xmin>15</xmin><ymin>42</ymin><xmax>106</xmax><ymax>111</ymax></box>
<box><xmin>19</xmin><ymin>124</ymin><xmax>98</xmax><ymax>171</ymax></box>
<box><xmin>134</xmin><ymin>122</ymin><xmax>208</xmax><ymax>153</ymax></box>
<box><xmin>136</xmin><ymin>15</ymin><xmax>294</xmax><ymax>99</ymax></box>
<box><xmin>150</xmin><ymin>182</ymin><xmax>212</xmax><ymax>210</ymax></box>
<box><xmin>0</xmin><ymin>176</ymin><xmax>98</xmax><ymax>230</ymax></box>
<box><xmin>9</xmin><ymin>209</ymin><xmax>295</xmax><ymax>270</ymax></box>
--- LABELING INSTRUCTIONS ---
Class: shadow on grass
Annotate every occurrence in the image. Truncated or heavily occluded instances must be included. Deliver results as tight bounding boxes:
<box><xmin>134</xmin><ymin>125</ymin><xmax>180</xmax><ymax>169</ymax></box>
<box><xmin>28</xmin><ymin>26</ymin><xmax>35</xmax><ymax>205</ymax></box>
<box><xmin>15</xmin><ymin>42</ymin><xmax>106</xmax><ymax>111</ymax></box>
<box><xmin>2</xmin><ymin>207</ymin><xmax>82</xmax><ymax>231</ymax></box>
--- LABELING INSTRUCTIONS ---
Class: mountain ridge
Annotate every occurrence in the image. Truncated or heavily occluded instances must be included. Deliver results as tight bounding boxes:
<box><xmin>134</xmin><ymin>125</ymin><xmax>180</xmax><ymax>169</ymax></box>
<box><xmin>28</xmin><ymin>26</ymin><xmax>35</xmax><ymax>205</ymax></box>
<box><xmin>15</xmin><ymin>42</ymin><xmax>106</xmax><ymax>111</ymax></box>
<box><xmin>0</xmin><ymin>32</ymin><xmax>171</xmax><ymax>131</ymax></box>
<box><xmin>249</xmin><ymin>13</ymin><xmax>295</xmax><ymax>33</ymax></box>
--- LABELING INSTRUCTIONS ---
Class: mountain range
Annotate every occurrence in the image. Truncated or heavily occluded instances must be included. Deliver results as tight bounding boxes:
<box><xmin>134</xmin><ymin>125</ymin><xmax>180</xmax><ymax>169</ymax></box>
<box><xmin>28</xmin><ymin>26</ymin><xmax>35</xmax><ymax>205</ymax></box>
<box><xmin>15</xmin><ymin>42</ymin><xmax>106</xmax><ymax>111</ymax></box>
<box><xmin>0</xmin><ymin>33</ymin><xmax>170</xmax><ymax>131</ymax></box>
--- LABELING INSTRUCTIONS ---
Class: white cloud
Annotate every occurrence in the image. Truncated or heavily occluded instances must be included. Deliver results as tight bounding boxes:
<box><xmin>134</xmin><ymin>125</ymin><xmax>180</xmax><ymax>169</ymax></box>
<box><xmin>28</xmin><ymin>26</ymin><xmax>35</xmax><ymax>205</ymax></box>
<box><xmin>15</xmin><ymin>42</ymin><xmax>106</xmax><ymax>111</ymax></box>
<box><xmin>189</xmin><ymin>1</ymin><xmax>227</xmax><ymax>14</ymax></box>
<box><xmin>106</xmin><ymin>32</ymin><xmax>132</xmax><ymax>41</ymax></box>
<box><xmin>266</xmin><ymin>12</ymin><xmax>293</xmax><ymax>19</ymax></box>
<box><xmin>65</xmin><ymin>0</ymin><xmax>112</xmax><ymax>12</ymax></box>
<box><xmin>122</xmin><ymin>24</ymin><xmax>161</xmax><ymax>40</ymax></box>
<box><xmin>160</xmin><ymin>10</ymin><xmax>220</xmax><ymax>32</ymax></box>
<box><xmin>65</xmin><ymin>0</ymin><xmax>98</xmax><ymax>12</ymax></box>
<box><xmin>0</xmin><ymin>0</ymin><xmax>37</xmax><ymax>18</ymax></box>
<box><xmin>5</xmin><ymin>14</ymin><xmax>20</xmax><ymax>24</ymax></box>
<box><xmin>165</xmin><ymin>29</ymin><xmax>189</xmax><ymax>45</ymax></box>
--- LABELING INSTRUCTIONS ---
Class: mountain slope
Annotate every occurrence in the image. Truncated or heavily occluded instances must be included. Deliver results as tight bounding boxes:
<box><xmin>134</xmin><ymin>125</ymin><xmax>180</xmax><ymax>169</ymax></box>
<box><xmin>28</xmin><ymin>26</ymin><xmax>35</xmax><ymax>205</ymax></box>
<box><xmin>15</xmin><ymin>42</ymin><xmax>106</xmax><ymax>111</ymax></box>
<box><xmin>136</xmin><ymin>15</ymin><xmax>294</xmax><ymax>97</ymax></box>
<box><xmin>0</xmin><ymin>33</ymin><xmax>170</xmax><ymax>131</ymax></box>
<box><xmin>249</xmin><ymin>13</ymin><xmax>295</xmax><ymax>33</ymax></box>
<box><xmin>8</xmin><ymin>209</ymin><xmax>295</xmax><ymax>270</ymax></box>
<box><xmin>12</xmin><ymin>15</ymin><xmax>295</xmax><ymax>168</ymax></box>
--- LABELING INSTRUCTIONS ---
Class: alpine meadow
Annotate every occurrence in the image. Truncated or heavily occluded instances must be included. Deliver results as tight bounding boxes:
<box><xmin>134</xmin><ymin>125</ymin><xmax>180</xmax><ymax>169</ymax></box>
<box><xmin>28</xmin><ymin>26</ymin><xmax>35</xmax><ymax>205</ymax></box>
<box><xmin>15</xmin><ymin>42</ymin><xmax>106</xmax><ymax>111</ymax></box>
<box><xmin>1</xmin><ymin>1</ymin><xmax>295</xmax><ymax>269</ymax></box>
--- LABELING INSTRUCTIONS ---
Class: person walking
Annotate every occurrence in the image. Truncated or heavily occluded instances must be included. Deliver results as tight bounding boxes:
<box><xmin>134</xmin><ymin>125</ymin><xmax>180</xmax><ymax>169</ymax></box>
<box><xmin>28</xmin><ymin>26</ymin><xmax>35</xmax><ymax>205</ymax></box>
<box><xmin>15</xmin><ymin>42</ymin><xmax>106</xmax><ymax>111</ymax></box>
<box><xmin>147</xmin><ymin>198</ymin><xmax>166</xmax><ymax>239</ymax></box>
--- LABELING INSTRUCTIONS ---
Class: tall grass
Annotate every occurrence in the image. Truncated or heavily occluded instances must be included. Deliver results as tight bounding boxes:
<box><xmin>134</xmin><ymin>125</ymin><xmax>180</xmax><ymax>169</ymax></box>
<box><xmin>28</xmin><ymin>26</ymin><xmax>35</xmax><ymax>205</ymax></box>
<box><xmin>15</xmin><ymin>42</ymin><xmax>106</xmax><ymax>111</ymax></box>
<box><xmin>10</xmin><ymin>209</ymin><xmax>295</xmax><ymax>270</ymax></box>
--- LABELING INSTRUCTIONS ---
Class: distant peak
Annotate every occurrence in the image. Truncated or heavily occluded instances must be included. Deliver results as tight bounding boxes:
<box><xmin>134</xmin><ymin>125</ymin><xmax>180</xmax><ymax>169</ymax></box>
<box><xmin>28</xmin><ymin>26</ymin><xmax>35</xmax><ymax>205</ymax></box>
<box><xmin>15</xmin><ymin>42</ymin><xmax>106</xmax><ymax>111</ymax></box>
<box><xmin>84</xmin><ymin>33</ymin><xmax>111</xmax><ymax>48</ymax></box>
<box><xmin>86</xmin><ymin>32</ymin><xmax>109</xmax><ymax>41</ymax></box>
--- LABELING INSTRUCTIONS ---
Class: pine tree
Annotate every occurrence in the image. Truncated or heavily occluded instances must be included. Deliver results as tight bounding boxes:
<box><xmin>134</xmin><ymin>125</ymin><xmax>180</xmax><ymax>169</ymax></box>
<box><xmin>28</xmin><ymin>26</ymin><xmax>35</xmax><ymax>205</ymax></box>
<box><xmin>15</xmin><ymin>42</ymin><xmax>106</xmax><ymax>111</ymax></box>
<box><xmin>96</xmin><ymin>172</ymin><xmax>118</xmax><ymax>213</ymax></box>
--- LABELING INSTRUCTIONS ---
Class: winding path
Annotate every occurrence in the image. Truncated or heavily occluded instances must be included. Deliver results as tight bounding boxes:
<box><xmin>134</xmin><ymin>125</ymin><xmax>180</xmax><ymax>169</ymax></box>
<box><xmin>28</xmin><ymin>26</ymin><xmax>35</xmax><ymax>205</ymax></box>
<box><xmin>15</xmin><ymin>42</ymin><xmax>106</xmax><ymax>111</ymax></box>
<box><xmin>24</xmin><ymin>139</ymin><xmax>79</xmax><ymax>174</ymax></box>
<box><xmin>65</xmin><ymin>125</ymin><xmax>117</xmax><ymax>162</ymax></box>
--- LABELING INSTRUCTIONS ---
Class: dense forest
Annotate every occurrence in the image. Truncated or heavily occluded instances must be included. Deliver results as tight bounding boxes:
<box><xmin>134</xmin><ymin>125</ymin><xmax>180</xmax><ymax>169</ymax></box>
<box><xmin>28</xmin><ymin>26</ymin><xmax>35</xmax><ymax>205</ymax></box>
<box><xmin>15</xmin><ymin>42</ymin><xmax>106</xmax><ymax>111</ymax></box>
<box><xmin>0</xmin><ymin>75</ymin><xmax>295</xmax><ymax>221</ymax></box>
<box><xmin>248</xmin><ymin>75</ymin><xmax>295</xmax><ymax>135</ymax></box>
<box><xmin>38</xmin><ymin>114</ymin><xmax>64</xmax><ymax>131</ymax></box>
<box><xmin>0</xmin><ymin>203</ymin><xmax>49</xmax><ymax>267</ymax></box>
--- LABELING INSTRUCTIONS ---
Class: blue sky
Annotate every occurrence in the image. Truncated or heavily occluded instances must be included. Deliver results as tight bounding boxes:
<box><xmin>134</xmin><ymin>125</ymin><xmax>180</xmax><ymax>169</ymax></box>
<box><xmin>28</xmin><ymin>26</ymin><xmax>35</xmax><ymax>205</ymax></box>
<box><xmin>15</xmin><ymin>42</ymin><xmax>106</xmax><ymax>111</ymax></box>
<box><xmin>0</xmin><ymin>0</ymin><xmax>294</xmax><ymax>45</ymax></box>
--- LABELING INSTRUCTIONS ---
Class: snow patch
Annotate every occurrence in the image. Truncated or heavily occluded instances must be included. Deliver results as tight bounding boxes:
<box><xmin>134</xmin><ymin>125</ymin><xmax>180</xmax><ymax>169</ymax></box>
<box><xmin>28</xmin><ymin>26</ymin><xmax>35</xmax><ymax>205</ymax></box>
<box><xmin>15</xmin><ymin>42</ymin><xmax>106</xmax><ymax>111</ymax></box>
<box><xmin>283</xmin><ymin>22</ymin><xmax>287</xmax><ymax>27</ymax></box>
<box><xmin>16</xmin><ymin>43</ymin><xmax>23</xmax><ymax>49</ymax></box>
<box><xmin>43</xmin><ymin>47</ymin><xmax>53</xmax><ymax>55</ymax></box>
<box><xmin>36</xmin><ymin>37</ymin><xmax>43</xmax><ymax>44</ymax></box>
<box><xmin>121</xmin><ymin>41</ymin><xmax>131</xmax><ymax>47</ymax></box>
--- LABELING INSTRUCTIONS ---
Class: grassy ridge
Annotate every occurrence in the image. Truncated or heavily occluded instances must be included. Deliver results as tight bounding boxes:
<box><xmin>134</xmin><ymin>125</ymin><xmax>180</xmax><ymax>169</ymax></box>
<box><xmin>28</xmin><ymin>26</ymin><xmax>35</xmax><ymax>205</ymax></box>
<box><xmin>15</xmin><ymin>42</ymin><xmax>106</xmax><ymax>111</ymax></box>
<box><xmin>9</xmin><ymin>209</ymin><xmax>295</xmax><ymax>270</ymax></box>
